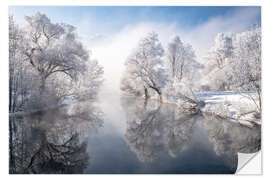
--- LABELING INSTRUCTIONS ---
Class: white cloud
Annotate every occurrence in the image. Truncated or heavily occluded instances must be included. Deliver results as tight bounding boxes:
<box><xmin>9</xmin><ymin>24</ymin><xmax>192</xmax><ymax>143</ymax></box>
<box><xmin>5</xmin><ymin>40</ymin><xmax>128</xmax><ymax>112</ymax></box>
<box><xmin>182</xmin><ymin>7</ymin><xmax>260</xmax><ymax>59</ymax></box>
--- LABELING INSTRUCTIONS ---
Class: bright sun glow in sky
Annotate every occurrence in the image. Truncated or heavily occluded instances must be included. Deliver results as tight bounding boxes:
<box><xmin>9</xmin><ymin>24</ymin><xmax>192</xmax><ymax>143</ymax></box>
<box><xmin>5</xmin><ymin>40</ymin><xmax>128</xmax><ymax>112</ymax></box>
<box><xmin>9</xmin><ymin>6</ymin><xmax>261</xmax><ymax>95</ymax></box>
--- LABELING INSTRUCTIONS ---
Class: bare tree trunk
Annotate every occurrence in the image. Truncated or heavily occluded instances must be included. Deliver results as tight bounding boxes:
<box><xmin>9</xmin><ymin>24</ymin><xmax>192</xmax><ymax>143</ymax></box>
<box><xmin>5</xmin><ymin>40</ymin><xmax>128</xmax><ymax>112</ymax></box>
<box><xmin>148</xmin><ymin>85</ymin><xmax>162</xmax><ymax>103</ymax></box>
<box><xmin>144</xmin><ymin>98</ymin><xmax>148</xmax><ymax>107</ymax></box>
<box><xmin>9</xmin><ymin>118</ymin><xmax>14</xmax><ymax>173</ymax></box>
<box><xmin>257</xmin><ymin>89</ymin><xmax>261</xmax><ymax>113</ymax></box>
<box><xmin>9</xmin><ymin>78</ymin><xmax>13</xmax><ymax>112</ymax></box>
<box><xmin>12</xmin><ymin>78</ymin><xmax>18</xmax><ymax>113</ymax></box>
<box><xmin>144</xmin><ymin>86</ymin><xmax>149</xmax><ymax>100</ymax></box>
<box><xmin>172</xmin><ymin>57</ymin><xmax>175</xmax><ymax>78</ymax></box>
<box><xmin>39</xmin><ymin>76</ymin><xmax>46</xmax><ymax>96</ymax></box>
<box><xmin>179</xmin><ymin>62</ymin><xmax>184</xmax><ymax>82</ymax></box>
<box><xmin>159</xmin><ymin>94</ymin><xmax>163</xmax><ymax>103</ymax></box>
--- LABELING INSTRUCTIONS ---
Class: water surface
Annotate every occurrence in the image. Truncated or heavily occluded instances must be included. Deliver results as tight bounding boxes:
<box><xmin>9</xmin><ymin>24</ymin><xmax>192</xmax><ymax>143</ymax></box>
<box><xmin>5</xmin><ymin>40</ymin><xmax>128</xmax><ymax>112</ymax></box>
<box><xmin>9</xmin><ymin>96</ymin><xmax>261</xmax><ymax>174</ymax></box>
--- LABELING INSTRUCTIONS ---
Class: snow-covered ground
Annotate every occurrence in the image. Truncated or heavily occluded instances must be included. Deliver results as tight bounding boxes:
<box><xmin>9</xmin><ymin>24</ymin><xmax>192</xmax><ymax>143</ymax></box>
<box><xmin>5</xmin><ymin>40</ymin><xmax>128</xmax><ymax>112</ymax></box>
<box><xmin>197</xmin><ymin>91</ymin><xmax>261</xmax><ymax>127</ymax></box>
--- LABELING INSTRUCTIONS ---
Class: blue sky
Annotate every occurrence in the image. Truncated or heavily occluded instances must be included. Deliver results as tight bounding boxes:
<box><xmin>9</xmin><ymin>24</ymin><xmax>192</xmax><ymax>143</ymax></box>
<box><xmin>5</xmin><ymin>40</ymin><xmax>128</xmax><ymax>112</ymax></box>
<box><xmin>9</xmin><ymin>6</ymin><xmax>261</xmax><ymax>36</ymax></box>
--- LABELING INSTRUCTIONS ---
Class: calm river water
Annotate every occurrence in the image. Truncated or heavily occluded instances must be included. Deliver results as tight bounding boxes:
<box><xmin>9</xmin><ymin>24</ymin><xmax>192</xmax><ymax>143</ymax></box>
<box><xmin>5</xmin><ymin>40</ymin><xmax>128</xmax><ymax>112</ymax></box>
<box><xmin>9</xmin><ymin>95</ymin><xmax>261</xmax><ymax>174</ymax></box>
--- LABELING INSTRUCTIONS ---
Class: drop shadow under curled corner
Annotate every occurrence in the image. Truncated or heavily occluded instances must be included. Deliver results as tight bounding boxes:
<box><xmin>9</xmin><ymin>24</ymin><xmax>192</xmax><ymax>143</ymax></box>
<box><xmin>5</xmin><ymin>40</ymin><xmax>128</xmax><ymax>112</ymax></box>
<box><xmin>236</xmin><ymin>151</ymin><xmax>262</xmax><ymax>174</ymax></box>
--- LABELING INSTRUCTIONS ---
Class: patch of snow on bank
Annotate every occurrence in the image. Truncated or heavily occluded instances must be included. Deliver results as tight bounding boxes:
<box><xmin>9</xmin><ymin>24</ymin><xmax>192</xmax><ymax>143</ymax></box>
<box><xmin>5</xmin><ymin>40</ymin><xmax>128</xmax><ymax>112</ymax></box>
<box><xmin>197</xmin><ymin>91</ymin><xmax>261</xmax><ymax>126</ymax></box>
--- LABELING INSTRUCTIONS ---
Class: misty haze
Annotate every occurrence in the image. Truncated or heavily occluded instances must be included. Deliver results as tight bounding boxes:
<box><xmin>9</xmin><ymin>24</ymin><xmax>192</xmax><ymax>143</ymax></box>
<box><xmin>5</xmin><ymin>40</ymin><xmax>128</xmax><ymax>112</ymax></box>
<box><xmin>9</xmin><ymin>6</ymin><xmax>261</xmax><ymax>174</ymax></box>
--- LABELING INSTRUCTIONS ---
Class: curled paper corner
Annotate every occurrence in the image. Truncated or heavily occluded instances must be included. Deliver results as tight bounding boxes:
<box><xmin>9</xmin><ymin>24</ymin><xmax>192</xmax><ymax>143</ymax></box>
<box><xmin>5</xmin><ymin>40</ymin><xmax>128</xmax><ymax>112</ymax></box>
<box><xmin>236</xmin><ymin>151</ymin><xmax>262</xmax><ymax>174</ymax></box>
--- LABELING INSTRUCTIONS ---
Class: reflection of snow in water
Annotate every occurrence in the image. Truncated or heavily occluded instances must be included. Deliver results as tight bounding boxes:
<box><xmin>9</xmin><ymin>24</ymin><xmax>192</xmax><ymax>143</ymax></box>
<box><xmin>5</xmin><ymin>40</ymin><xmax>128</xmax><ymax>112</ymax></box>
<box><xmin>10</xmin><ymin>96</ymin><xmax>261</xmax><ymax>174</ymax></box>
<box><xmin>10</xmin><ymin>101</ymin><xmax>104</xmax><ymax>173</ymax></box>
<box><xmin>122</xmin><ymin>97</ymin><xmax>199</xmax><ymax>162</ymax></box>
<box><xmin>122</xmin><ymin>97</ymin><xmax>261</xmax><ymax>172</ymax></box>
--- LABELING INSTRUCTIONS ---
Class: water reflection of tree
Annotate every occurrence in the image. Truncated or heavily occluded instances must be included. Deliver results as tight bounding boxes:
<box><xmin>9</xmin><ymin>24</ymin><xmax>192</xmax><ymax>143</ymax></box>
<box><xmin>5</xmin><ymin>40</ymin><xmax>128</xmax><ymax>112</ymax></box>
<box><xmin>162</xmin><ymin>105</ymin><xmax>198</xmax><ymax>158</ymax></box>
<box><xmin>121</xmin><ymin>97</ymin><xmax>198</xmax><ymax>162</ymax></box>
<box><xmin>9</xmin><ymin>101</ymin><xmax>104</xmax><ymax>174</ymax></box>
<box><xmin>202</xmin><ymin>114</ymin><xmax>261</xmax><ymax>171</ymax></box>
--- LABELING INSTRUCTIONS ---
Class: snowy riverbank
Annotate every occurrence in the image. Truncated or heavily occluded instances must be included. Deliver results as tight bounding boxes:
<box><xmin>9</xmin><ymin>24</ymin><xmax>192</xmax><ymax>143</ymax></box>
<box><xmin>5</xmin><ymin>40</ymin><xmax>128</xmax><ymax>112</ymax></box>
<box><xmin>161</xmin><ymin>91</ymin><xmax>261</xmax><ymax>128</ymax></box>
<box><xmin>197</xmin><ymin>91</ymin><xmax>261</xmax><ymax>127</ymax></box>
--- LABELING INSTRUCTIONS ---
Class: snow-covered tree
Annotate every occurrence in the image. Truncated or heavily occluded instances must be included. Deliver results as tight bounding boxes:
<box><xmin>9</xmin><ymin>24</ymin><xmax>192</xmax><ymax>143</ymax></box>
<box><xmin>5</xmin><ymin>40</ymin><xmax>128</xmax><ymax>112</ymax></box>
<box><xmin>9</xmin><ymin>12</ymin><xmax>104</xmax><ymax>111</ymax></box>
<box><xmin>9</xmin><ymin>15</ymin><xmax>23</xmax><ymax>112</ymax></box>
<box><xmin>207</xmin><ymin>33</ymin><xmax>233</xmax><ymax>69</ymax></box>
<box><xmin>9</xmin><ymin>15</ymin><xmax>40</xmax><ymax>112</ymax></box>
<box><xmin>229</xmin><ymin>26</ymin><xmax>261</xmax><ymax>112</ymax></box>
<box><xmin>71</xmin><ymin>59</ymin><xmax>104</xmax><ymax>101</ymax></box>
<box><xmin>201</xmin><ymin>33</ymin><xmax>234</xmax><ymax>91</ymax></box>
<box><xmin>121</xmin><ymin>32</ymin><xmax>168</xmax><ymax>101</ymax></box>
<box><xmin>164</xmin><ymin>36</ymin><xmax>202</xmax><ymax>108</ymax></box>
<box><xmin>166</xmin><ymin>36</ymin><xmax>199</xmax><ymax>83</ymax></box>
<box><xmin>21</xmin><ymin>12</ymin><xmax>89</xmax><ymax>93</ymax></box>
<box><xmin>201</xmin><ymin>27</ymin><xmax>261</xmax><ymax>112</ymax></box>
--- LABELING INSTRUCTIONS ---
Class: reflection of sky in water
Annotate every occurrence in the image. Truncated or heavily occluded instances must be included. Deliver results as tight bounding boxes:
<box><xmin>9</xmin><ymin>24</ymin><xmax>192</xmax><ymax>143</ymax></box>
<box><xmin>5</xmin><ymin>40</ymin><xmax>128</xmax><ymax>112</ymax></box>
<box><xmin>10</xmin><ymin>97</ymin><xmax>260</xmax><ymax>174</ymax></box>
<box><xmin>85</xmin><ymin>120</ymin><xmax>235</xmax><ymax>174</ymax></box>
<box><xmin>84</xmin><ymin>97</ymin><xmax>261</xmax><ymax>174</ymax></box>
